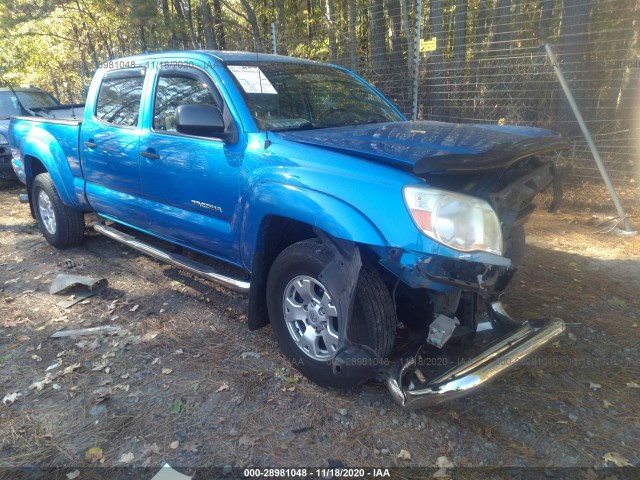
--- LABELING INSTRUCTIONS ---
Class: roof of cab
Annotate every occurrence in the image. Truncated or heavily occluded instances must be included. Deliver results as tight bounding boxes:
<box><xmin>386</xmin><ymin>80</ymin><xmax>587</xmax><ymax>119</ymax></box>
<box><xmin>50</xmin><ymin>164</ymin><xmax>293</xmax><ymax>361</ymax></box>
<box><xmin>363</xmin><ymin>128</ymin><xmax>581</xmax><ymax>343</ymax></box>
<box><xmin>118</xmin><ymin>50</ymin><xmax>321</xmax><ymax>66</ymax></box>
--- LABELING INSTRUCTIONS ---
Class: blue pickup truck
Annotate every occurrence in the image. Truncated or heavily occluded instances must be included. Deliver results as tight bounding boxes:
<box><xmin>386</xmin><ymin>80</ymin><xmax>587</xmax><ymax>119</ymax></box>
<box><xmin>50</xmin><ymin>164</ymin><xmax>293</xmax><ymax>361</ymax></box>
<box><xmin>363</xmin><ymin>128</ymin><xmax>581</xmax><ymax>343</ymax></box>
<box><xmin>10</xmin><ymin>51</ymin><xmax>567</xmax><ymax>408</ymax></box>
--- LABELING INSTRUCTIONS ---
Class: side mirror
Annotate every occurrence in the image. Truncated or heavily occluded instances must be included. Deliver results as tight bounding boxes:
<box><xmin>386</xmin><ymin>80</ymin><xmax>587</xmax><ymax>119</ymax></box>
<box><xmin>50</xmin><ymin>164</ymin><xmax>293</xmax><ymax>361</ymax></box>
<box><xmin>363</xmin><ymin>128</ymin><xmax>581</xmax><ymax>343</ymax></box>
<box><xmin>175</xmin><ymin>104</ymin><xmax>225</xmax><ymax>138</ymax></box>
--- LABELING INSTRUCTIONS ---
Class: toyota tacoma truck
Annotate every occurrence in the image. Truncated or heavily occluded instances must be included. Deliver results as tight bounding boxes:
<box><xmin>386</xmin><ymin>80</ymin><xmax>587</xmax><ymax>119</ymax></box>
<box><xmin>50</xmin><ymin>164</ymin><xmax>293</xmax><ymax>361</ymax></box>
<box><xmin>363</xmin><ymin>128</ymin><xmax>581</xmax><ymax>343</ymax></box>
<box><xmin>9</xmin><ymin>51</ymin><xmax>567</xmax><ymax>408</ymax></box>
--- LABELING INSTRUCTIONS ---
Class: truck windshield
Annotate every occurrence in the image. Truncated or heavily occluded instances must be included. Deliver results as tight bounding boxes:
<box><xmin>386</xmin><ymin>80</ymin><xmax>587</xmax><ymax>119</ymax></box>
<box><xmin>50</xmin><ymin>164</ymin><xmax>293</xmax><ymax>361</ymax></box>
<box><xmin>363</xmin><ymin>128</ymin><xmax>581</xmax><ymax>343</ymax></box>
<box><xmin>225</xmin><ymin>62</ymin><xmax>403</xmax><ymax>131</ymax></box>
<box><xmin>0</xmin><ymin>91</ymin><xmax>60</xmax><ymax>118</ymax></box>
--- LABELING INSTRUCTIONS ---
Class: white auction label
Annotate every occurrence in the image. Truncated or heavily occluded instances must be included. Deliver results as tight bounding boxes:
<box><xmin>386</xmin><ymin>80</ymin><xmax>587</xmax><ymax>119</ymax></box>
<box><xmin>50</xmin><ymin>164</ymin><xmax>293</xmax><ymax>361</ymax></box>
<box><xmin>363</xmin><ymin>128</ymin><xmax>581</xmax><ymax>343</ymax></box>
<box><xmin>228</xmin><ymin>65</ymin><xmax>277</xmax><ymax>94</ymax></box>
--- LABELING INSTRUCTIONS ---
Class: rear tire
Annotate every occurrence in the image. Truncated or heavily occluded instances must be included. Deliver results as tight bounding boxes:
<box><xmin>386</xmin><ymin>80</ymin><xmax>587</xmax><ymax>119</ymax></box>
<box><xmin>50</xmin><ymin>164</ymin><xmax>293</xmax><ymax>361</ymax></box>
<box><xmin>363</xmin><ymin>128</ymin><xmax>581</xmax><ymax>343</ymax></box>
<box><xmin>32</xmin><ymin>173</ymin><xmax>85</xmax><ymax>249</ymax></box>
<box><xmin>266</xmin><ymin>239</ymin><xmax>396</xmax><ymax>389</ymax></box>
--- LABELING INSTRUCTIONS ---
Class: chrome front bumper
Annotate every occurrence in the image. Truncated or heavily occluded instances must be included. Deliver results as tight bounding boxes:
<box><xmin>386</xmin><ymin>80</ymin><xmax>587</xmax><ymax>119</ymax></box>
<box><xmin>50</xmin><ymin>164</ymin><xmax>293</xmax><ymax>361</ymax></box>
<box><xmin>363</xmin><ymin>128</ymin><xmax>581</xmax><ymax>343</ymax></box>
<box><xmin>386</xmin><ymin>317</ymin><xmax>565</xmax><ymax>409</ymax></box>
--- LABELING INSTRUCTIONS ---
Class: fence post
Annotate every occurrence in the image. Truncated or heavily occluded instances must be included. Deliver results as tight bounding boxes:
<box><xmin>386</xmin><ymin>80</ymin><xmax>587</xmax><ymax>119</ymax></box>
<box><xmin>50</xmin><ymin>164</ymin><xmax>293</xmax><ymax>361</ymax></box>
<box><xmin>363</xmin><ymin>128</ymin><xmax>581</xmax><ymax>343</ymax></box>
<box><xmin>544</xmin><ymin>41</ymin><xmax>634</xmax><ymax>233</ymax></box>
<box><xmin>271</xmin><ymin>23</ymin><xmax>277</xmax><ymax>54</ymax></box>
<box><xmin>411</xmin><ymin>0</ymin><xmax>423</xmax><ymax>121</ymax></box>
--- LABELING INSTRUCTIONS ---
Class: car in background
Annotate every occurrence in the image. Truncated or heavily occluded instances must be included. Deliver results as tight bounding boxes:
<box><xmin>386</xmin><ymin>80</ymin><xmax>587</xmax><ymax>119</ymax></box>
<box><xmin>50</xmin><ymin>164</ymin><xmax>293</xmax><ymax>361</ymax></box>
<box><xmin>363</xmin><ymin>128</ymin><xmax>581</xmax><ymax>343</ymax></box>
<box><xmin>0</xmin><ymin>87</ymin><xmax>62</xmax><ymax>182</ymax></box>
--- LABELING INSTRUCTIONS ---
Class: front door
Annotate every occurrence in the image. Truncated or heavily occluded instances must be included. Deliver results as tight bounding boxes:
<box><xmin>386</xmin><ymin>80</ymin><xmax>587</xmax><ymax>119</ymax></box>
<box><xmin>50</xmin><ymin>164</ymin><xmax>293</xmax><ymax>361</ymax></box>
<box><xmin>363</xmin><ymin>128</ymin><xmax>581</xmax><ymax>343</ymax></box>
<box><xmin>138</xmin><ymin>66</ymin><xmax>242</xmax><ymax>263</ymax></box>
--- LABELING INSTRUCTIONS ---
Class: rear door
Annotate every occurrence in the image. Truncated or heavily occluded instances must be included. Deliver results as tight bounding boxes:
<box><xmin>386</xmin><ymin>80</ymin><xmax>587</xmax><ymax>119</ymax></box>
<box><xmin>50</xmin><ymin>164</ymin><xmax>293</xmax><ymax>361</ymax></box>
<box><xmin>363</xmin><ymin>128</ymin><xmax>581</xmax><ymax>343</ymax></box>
<box><xmin>81</xmin><ymin>67</ymin><xmax>148</xmax><ymax>228</ymax></box>
<box><xmin>137</xmin><ymin>66</ymin><xmax>243</xmax><ymax>263</ymax></box>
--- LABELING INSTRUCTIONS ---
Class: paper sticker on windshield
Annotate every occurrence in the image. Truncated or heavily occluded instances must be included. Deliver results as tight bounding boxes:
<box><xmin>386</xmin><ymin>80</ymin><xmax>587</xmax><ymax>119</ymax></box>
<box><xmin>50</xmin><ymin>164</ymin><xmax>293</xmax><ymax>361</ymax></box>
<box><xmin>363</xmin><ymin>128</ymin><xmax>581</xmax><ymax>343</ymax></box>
<box><xmin>228</xmin><ymin>66</ymin><xmax>277</xmax><ymax>94</ymax></box>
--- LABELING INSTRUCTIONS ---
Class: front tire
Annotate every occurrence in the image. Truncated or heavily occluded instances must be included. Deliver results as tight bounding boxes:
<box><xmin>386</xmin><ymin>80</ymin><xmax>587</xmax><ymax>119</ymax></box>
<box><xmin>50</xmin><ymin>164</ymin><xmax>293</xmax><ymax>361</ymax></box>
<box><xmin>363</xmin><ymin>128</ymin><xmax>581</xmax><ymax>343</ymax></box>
<box><xmin>266</xmin><ymin>239</ymin><xmax>396</xmax><ymax>389</ymax></box>
<box><xmin>32</xmin><ymin>173</ymin><xmax>85</xmax><ymax>249</ymax></box>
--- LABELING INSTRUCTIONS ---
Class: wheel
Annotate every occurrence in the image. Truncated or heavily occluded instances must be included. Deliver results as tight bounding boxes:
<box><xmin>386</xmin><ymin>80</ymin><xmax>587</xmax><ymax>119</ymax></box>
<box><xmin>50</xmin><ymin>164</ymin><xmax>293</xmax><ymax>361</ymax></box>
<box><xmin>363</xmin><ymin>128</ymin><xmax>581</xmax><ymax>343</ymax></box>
<box><xmin>32</xmin><ymin>173</ymin><xmax>85</xmax><ymax>249</ymax></box>
<box><xmin>504</xmin><ymin>224</ymin><xmax>526</xmax><ymax>267</ymax></box>
<box><xmin>266</xmin><ymin>239</ymin><xmax>396</xmax><ymax>389</ymax></box>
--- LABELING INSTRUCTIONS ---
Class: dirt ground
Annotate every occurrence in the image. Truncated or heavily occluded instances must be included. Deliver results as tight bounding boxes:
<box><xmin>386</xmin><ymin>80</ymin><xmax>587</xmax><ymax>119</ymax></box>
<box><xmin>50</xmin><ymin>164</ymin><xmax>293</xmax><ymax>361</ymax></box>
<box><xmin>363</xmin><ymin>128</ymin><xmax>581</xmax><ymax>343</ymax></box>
<box><xmin>1</xmin><ymin>181</ymin><xmax>639</xmax><ymax>474</ymax></box>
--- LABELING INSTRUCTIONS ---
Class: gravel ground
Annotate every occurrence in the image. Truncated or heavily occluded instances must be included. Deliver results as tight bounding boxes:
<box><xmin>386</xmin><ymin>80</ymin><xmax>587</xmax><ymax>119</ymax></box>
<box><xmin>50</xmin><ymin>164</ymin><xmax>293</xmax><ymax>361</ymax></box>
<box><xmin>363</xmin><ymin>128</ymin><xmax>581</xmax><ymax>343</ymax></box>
<box><xmin>1</xmin><ymin>182</ymin><xmax>639</xmax><ymax>475</ymax></box>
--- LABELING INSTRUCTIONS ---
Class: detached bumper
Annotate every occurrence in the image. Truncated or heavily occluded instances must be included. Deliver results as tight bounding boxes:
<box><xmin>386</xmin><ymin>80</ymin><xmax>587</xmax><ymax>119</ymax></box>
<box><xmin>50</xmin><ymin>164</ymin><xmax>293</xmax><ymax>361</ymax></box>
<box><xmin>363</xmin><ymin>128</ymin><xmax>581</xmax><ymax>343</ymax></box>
<box><xmin>386</xmin><ymin>317</ymin><xmax>565</xmax><ymax>409</ymax></box>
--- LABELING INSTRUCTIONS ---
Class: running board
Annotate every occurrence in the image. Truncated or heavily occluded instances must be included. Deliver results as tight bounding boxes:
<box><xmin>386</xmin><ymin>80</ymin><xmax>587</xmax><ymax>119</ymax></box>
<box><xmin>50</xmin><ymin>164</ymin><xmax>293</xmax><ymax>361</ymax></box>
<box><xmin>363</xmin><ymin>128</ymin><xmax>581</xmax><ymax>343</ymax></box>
<box><xmin>94</xmin><ymin>223</ymin><xmax>251</xmax><ymax>293</ymax></box>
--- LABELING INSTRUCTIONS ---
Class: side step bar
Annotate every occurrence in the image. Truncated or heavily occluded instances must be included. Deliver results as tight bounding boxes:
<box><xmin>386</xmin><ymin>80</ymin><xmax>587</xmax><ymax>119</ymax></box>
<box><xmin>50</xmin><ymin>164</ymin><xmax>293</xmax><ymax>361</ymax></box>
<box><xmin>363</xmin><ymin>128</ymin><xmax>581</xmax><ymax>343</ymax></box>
<box><xmin>94</xmin><ymin>223</ymin><xmax>251</xmax><ymax>293</ymax></box>
<box><xmin>386</xmin><ymin>317</ymin><xmax>565</xmax><ymax>409</ymax></box>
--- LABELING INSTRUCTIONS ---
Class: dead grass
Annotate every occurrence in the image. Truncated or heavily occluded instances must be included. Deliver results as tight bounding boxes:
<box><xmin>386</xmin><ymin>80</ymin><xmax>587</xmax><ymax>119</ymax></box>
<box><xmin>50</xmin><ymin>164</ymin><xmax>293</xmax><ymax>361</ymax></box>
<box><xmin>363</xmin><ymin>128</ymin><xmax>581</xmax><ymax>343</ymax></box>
<box><xmin>1</xmin><ymin>184</ymin><xmax>639</xmax><ymax>469</ymax></box>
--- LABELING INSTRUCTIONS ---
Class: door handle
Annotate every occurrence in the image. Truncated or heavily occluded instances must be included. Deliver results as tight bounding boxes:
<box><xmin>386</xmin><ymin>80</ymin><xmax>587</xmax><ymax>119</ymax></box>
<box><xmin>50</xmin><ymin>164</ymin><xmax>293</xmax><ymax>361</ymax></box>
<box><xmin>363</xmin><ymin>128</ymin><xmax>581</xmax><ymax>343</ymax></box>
<box><xmin>84</xmin><ymin>140</ymin><xmax>97</xmax><ymax>148</ymax></box>
<box><xmin>141</xmin><ymin>150</ymin><xmax>160</xmax><ymax>160</ymax></box>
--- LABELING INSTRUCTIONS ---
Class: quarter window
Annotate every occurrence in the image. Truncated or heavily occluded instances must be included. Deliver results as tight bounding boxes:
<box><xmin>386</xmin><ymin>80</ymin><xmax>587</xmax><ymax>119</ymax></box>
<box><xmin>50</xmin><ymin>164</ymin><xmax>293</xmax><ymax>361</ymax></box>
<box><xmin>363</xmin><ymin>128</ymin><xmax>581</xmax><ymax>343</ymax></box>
<box><xmin>95</xmin><ymin>69</ymin><xmax>145</xmax><ymax>127</ymax></box>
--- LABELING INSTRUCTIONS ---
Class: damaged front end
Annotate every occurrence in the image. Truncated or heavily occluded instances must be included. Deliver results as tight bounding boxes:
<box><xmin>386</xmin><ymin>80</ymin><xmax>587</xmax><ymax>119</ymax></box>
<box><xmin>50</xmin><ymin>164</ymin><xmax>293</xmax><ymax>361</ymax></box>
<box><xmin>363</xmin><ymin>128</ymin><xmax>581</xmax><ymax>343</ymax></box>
<box><xmin>319</xmin><ymin>139</ymin><xmax>568</xmax><ymax>409</ymax></box>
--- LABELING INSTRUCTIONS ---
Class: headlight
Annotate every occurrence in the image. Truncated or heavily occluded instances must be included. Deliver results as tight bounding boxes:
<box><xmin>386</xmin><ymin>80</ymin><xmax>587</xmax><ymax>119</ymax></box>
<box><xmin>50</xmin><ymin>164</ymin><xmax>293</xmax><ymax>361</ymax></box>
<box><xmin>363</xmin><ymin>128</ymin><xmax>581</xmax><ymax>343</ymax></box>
<box><xmin>0</xmin><ymin>133</ymin><xmax>8</xmax><ymax>145</ymax></box>
<box><xmin>403</xmin><ymin>186</ymin><xmax>503</xmax><ymax>255</ymax></box>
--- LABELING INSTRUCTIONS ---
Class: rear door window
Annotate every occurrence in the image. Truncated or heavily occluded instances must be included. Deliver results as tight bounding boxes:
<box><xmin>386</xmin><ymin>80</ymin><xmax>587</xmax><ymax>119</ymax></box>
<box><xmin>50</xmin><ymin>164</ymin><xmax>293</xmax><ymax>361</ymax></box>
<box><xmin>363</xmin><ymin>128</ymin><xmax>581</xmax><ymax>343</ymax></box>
<box><xmin>95</xmin><ymin>68</ymin><xmax>146</xmax><ymax>127</ymax></box>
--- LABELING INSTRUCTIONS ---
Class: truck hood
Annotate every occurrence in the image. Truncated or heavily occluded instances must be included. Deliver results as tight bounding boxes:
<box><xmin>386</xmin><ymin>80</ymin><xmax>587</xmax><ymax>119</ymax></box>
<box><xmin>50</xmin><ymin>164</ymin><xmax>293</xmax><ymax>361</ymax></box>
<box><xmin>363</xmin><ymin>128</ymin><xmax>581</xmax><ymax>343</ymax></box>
<box><xmin>276</xmin><ymin>121</ymin><xmax>568</xmax><ymax>174</ymax></box>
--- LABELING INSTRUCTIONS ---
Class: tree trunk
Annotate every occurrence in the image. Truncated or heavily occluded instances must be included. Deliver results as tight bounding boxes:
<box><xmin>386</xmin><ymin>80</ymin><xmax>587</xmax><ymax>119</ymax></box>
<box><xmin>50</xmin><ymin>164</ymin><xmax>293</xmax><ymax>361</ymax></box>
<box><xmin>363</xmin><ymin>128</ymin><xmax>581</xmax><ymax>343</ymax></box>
<box><xmin>429</xmin><ymin>0</ymin><xmax>444</xmax><ymax>118</ymax></box>
<box><xmin>386</xmin><ymin>0</ymin><xmax>404</xmax><ymax>68</ymax></box>
<box><xmin>326</xmin><ymin>0</ymin><xmax>337</xmax><ymax>62</ymax></box>
<box><xmin>171</xmin><ymin>0</ymin><xmax>191</xmax><ymax>48</ymax></box>
<box><xmin>348</xmin><ymin>0</ymin><xmax>357</xmax><ymax>71</ymax></box>
<box><xmin>369</xmin><ymin>0</ymin><xmax>387</xmax><ymax>75</ymax></box>
<box><xmin>557</xmin><ymin>0</ymin><xmax>595</xmax><ymax>135</ymax></box>
<box><xmin>400</xmin><ymin>0</ymin><xmax>413</xmax><ymax>72</ymax></box>
<box><xmin>274</xmin><ymin>0</ymin><xmax>288</xmax><ymax>55</ymax></box>
<box><xmin>452</xmin><ymin>0</ymin><xmax>467</xmax><ymax>118</ymax></box>
<box><xmin>212</xmin><ymin>0</ymin><xmax>226</xmax><ymax>49</ymax></box>
<box><xmin>491</xmin><ymin>0</ymin><xmax>511</xmax><ymax>55</ymax></box>
<box><xmin>200</xmin><ymin>0</ymin><xmax>218</xmax><ymax>49</ymax></box>
<box><xmin>239</xmin><ymin>0</ymin><xmax>263</xmax><ymax>52</ymax></box>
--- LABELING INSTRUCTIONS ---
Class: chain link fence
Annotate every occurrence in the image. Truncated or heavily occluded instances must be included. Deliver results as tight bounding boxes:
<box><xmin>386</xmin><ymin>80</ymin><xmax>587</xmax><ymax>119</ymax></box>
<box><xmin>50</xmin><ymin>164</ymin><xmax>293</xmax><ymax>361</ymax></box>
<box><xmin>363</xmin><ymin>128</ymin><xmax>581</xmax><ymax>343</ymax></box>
<box><xmin>294</xmin><ymin>0</ymin><xmax>640</xmax><ymax>213</ymax></box>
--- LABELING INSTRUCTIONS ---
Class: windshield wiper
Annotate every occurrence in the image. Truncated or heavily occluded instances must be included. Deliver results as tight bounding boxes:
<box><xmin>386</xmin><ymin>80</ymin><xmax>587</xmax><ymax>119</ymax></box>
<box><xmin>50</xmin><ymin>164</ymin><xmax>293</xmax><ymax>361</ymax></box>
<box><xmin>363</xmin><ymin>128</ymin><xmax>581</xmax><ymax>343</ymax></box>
<box><xmin>268</xmin><ymin>121</ymin><xmax>315</xmax><ymax>132</ymax></box>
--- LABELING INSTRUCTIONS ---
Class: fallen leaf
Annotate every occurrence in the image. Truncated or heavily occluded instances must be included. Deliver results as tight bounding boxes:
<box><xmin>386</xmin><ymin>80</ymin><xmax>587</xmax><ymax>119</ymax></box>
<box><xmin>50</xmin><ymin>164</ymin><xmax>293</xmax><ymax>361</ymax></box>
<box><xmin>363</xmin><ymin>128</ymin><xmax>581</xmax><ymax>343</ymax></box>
<box><xmin>238</xmin><ymin>434</ymin><xmax>258</xmax><ymax>447</ymax></box>
<box><xmin>169</xmin><ymin>441</ymin><xmax>180</xmax><ymax>449</ymax></box>
<box><xmin>129</xmin><ymin>305</ymin><xmax>139</xmax><ymax>312</ymax></box>
<box><xmin>140</xmin><ymin>332</ymin><xmax>158</xmax><ymax>342</ymax></box>
<box><xmin>436</xmin><ymin>456</ymin><xmax>455</xmax><ymax>468</ymax></box>
<box><xmin>32</xmin><ymin>355</ymin><xmax>42</xmax><ymax>362</ymax></box>
<box><xmin>216</xmin><ymin>382</ymin><xmax>230</xmax><ymax>392</ymax></box>
<box><xmin>66</xmin><ymin>469</ymin><xmax>80</xmax><ymax>479</ymax></box>
<box><xmin>170</xmin><ymin>399</ymin><xmax>183</xmax><ymax>415</ymax></box>
<box><xmin>151</xmin><ymin>357</ymin><xmax>161</xmax><ymax>365</ymax></box>
<box><xmin>588</xmin><ymin>382</ymin><xmax>601</xmax><ymax>390</ymax></box>
<box><xmin>174</xmin><ymin>349</ymin><xmax>184</xmax><ymax>355</ymax></box>
<box><xmin>2</xmin><ymin>392</ymin><xmax>22</xmax><ymax>405</ymax></box>
<box><xmin>283</xmin><ymin>376</ymin><xmax>298</xmax><ymax>384</ymax></box>
<box><xmin>162</xmin><ymin>368</ymin><xmax>173</xmax><ymax>375</ymax></box>
<box><xmin>117</xmin><ymin>452</ymin><xmax>135</xmax><ymax>464</ymax></box>
<box><xmin>91</xmin><ymin>363</ymin><xmax>109</xmax><ymax>371</ymax></box>
<box><xmin>63</xmin><ymin>363</ymin><xmax>81</xmax><ymax>375</ymax></box>
<box><xmin>85</xmin><ymin>447</ymin><xmax>104</xmax><ymax>462</ymax></box>
<box><xmin>241</xmin><ymin>351</ymin><xmax>260</xmax><ymax>359</ymax></box>
<box><xmin>603</xmin><ymin>399</ymin><xmax>614</xmax><ymax>408</ymax></box>
<box><xmin>140</xmin><ymin>442</ymin><xmax>161</xmax><ymax>458</ymax></box>
<box><xmin>29</xmin><ymin>374</ymin><xmax>53</xmax><ymax>391</ymax></box>
<box><xmin>433</xmin><ymin>454</ymin><xmax>455</xmax><ymax>478</ymax></box>
<box><xmin>190</xmin><ymin>383</ymin><xmax>200</xmax><ymax>391</ymax></box>
<box><xmin>626</xmin><ymin>381</ymin><xmax>640</xmax><ymax>389</ymax></box>
<box><xmin>603</xmin><ymin>452</ymin><xmax>632</xmax><ymax>467</ymax></box>
<box><xmin>16</xmin><ymin>335</ymin><xmax>30</xmax><ymax>342</ymax></box>
<box><xmin>183</xmin><ymin>441</ymin><xmax>199</xmax><ymax>453</ymax></box>
<box><xmin>397</xmin><ymin>449</ymin><xmax>411</xmax><ymax>460</ymax></box>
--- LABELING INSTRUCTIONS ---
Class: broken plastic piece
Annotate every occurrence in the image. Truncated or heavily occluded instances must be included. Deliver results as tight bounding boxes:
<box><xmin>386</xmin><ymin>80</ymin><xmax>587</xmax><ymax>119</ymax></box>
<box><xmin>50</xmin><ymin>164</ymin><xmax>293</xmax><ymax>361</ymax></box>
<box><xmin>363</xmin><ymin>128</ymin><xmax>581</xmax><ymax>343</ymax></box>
<box><xmin>49</xmin><ymin>274</ymin><xmax>108</xmax><ymax>308</ymax></box>
<box><xmin>50</xmin><ymin>326</ymin><xmax>123</xmax><ymax>338</ymax></box>
<box><xmin>426</xmin><ymin>314</ymin><xmax>460</xmax><ymax>349</ymax></box>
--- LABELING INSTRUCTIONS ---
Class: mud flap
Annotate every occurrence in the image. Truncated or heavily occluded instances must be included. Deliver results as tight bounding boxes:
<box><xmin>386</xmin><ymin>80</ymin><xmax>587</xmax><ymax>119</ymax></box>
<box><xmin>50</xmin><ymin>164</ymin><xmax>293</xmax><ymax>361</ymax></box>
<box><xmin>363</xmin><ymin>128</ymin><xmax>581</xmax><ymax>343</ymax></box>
<box><xmin>315</xmin><ymin>230</ymin><xmax>388</xmax><ymax>383</ymax></box>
